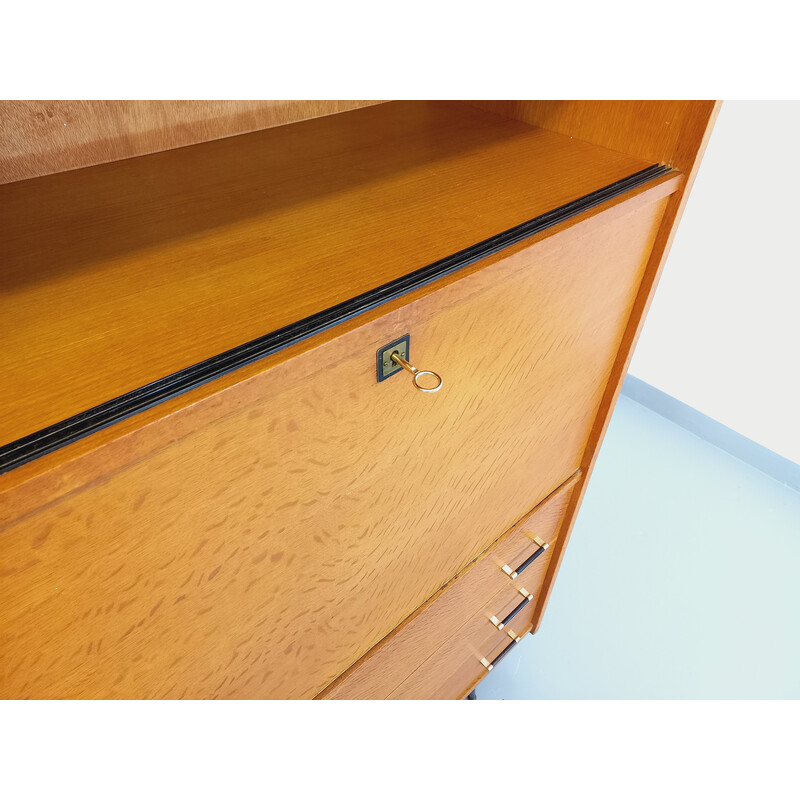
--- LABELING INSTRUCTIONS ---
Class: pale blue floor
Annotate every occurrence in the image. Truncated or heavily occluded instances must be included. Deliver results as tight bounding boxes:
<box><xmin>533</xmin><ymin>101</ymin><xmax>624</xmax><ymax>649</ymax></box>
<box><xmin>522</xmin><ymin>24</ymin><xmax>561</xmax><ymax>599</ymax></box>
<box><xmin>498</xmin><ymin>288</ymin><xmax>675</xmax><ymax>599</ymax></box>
<box><xmin>477</xmin><ymin>394</ymin><xmax>800</xmax><ymax>699</ymax></box>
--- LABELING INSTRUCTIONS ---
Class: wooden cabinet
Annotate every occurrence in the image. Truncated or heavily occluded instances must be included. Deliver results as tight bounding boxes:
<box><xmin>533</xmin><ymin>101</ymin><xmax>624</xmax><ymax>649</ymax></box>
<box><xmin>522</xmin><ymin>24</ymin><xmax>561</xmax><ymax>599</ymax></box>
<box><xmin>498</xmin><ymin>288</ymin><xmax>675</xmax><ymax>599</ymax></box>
<box><xmin>0</xmin><ymin>100</ymin><xmax>719</xmax><ymax>699</ymax></box>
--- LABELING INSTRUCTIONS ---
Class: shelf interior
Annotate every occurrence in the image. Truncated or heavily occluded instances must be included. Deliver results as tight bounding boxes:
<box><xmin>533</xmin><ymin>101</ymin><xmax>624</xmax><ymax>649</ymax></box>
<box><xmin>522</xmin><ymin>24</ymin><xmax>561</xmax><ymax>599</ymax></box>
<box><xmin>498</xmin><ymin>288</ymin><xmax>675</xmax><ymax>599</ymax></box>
<box><xmin>0</xmin><ymin>100</ymin><xmax>653</xmax><ymax>449</ymax></box>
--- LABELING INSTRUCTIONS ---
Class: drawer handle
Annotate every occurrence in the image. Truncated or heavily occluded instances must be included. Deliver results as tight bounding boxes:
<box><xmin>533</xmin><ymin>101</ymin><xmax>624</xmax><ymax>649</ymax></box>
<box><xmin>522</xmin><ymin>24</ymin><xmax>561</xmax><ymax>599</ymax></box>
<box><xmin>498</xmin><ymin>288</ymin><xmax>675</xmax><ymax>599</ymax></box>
<box><xmin>489</xmin><ymin>584</ymin><xmax>533</xmax><ymax>630</ymax></box>
<box><xmin>488</xmin><ymin>617</ymin><xmax>522</xmax><ymax>642</ymax></box>
<box><xmin>501</xmin><ymin>535</ymin><xmax>549</xmax><ymax>580</ymax></box>
<box><xmin>490</xmin><ymin>592</ymin><xmax>533</xmax><ymax>631</ymax></box>
<box><xmin>480</xmin><ymin>638</ymin><xmax>521</xmax><ymax>672</ymax></box>
<box><xmin>390</xmin><ymin>352</ymin><xmax>443</xmax><ymax>393</ymax></box>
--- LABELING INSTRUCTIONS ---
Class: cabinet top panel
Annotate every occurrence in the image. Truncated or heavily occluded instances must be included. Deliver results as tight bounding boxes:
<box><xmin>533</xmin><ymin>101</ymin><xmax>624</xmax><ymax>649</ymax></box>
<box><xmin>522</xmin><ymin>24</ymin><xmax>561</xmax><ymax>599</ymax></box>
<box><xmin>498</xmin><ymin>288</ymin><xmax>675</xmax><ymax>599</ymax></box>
<box><xmin>0</xmin><ymin>100</ymin><xmax>653</xmax><ymax>464</ymax></box>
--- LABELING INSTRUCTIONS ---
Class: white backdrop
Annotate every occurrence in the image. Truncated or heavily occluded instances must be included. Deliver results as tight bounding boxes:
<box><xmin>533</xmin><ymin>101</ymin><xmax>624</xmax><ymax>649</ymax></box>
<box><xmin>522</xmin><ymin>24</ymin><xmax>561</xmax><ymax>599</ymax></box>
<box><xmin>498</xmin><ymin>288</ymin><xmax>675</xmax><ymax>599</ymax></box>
<box><xmin>629</xmin><ymin>101</ymin><xmax>800</xmax><ymax>465</ymax></box>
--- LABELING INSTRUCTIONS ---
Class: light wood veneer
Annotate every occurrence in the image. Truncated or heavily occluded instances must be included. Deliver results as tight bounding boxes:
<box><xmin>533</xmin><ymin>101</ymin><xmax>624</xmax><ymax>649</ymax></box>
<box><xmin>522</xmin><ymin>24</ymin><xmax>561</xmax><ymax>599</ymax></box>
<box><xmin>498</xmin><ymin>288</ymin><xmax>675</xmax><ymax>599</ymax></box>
<box><xmin>0</xmin><ymin>101</ymin><xmax>653</xmax><ymax>449</ymax></box>
<box><xmin>388</xmin><ymin>533</ymin><xmax>558</xmax><ymax>701</ymax></box>
<box><xmin>0</xmin><ymin>100</ymin><xmax>388</xmax><ymax>184</ymax></box>
<box><xmin>321</xmin><ymin>473</ymin><xmax>579</xmax><ymax>699</ymax></box>
<box><xmin>0</xmin><ymin>100</ymin><xmax>719</xmax><ymax>700</ymax></box>
<box><xmin>1</xmin><ymin>181</ymin><xmax>670</xmax><ymax>698</ymax></box>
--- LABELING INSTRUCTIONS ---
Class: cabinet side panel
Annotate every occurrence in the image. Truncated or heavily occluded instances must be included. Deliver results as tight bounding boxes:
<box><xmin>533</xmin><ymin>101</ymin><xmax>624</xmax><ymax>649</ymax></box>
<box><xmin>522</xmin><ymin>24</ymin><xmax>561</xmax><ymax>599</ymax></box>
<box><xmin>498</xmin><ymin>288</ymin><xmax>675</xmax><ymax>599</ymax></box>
<box><xmin>527</xmin><ymin>102</ymin><xmax>721</xmax><ymax>634</ymax></box>
<box><xmin>468</xmin><ymin>100</ymin><xmax>719</xmax><ymax>170</ymax></box>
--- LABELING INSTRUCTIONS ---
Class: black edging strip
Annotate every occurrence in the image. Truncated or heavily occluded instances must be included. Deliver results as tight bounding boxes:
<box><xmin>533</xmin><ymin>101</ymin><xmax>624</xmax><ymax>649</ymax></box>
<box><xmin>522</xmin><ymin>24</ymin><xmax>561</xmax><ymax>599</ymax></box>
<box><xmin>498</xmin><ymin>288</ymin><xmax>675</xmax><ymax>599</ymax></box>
<box><xmin>0</xmin><ymin>163</ymin><xmax>670</xmax><ymax>474</ymax></box>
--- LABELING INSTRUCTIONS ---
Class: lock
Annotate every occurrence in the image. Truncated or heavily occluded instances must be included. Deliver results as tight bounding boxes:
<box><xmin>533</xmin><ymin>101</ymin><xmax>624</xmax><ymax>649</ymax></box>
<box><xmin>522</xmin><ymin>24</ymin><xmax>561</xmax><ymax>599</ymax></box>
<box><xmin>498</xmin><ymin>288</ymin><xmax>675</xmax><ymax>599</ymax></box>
<box><xmin>376</xmin><ymin>334</ymin><xmax>410</xmax><ymax>382</ymax></box>
<box><xmin>376</xmin><ymin>334</ymin><xmax>443</xmax><ymax>392</ymax></box>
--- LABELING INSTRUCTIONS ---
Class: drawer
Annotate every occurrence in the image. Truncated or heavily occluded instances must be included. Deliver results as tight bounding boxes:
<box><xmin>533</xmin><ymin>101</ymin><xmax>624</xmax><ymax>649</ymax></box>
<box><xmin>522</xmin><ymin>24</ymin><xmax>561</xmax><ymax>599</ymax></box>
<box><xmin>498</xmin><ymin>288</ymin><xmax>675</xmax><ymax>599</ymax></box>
<box><xmin>387</xmin><ymin>545</ymin><xmax>554</xmax><ymax>700</ymax></box>
<box><xmin>486</xmin><ymin>524</ymin><xmax>560</xmax><ymax>642</ymax></box>
<box><xmin>320</xmin><ymin>472</ymin><xmax>578</xmax><ymax>699</ymax></box>
<box><xmin>0</xmin><ymin>188</ymin><xmax>668</xmax><ymax>699</ymax></box>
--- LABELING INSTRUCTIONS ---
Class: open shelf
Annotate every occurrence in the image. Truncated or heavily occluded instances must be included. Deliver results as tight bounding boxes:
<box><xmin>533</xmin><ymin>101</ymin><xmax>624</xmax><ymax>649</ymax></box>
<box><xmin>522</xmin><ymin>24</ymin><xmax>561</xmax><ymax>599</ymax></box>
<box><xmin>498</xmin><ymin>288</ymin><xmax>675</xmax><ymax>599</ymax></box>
<box><xmin>0</xmin><ymin>100</ymin><xmax>657</xmax><ymax>468</ymax></box>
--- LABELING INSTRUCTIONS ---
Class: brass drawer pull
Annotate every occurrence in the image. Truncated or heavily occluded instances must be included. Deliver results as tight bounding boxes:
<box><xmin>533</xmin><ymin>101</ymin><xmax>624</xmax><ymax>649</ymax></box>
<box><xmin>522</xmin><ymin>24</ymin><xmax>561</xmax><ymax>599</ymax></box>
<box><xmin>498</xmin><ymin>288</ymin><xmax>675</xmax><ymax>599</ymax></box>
<box><xmin>491</xmin><ymin>593</ymin><xmax>532</xmax><ymax>631</ymax></box>
<box><xmin>501</xmin><ymin>535</ymin><xmax>549</xmax><ymax>580</ymax></box>
<box><xmin>488</xmin><ymin>616</ymin><xmax>522</xmax><ymax>642</ymax></box>
<box><xmin>480</xmin><ymin>637</ymin><xmax>521</xmax><ymax>672</ymax></box>
<box><xmin>390</xmin><ymin>352</ymin><xmax>443</xmax><ymax>393</ymax></box>
<box><xmin>489</xmin><ymin>582</ymin><xmax>534</xmax><ymax>630</ymax></box>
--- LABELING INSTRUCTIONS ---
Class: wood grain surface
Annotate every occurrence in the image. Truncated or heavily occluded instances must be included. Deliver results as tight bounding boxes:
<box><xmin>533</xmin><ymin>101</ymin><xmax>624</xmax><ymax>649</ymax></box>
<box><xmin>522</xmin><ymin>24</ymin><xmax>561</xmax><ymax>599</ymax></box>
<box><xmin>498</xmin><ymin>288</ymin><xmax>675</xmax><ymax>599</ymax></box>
<box><xmin>320</xmin><ymin>473</ymin><xmax>578</xmax><ymax>699</ymax></box>
<box><xmin>0</xmin><ymin>100</ymin><xmax>653</xmax><ymax>449</ymax></box>
<box><xmin>511</xmin><ymin>102</ymin><xmax>722</xmax><ymax>637</ymax></box>
<box><xmin>471</xmin><ymin>100</ymin><xmax>720</xmax><ymax>169</ymax></box>
<box><xmin>387</xmin><ymin>526</ymin><xmax>558</xmax><ymax>701</ymax></box>
<box><xmin>0</xmin><ymin>172</ymin><xmax>680</xmax><ymax>527</ymax></box>
<box><xmin>0</xmin><ymin>100</ymin><xmax>388</xmax><ymax>184</ymax></box>
<box><xmin>0</xmin><ymin>187</ymin><xmax>669</xmax><ymax>699</ymax></box>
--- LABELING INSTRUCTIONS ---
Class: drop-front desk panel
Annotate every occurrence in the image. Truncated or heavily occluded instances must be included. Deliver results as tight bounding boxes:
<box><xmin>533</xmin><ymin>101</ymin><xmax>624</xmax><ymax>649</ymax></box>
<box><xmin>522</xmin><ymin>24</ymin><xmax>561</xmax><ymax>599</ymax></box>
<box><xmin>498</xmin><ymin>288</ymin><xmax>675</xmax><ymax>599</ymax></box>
<box><xmin>0</xmin><ymin>100</ymin><xmax>718</xmax><ymax>698</ymax></box>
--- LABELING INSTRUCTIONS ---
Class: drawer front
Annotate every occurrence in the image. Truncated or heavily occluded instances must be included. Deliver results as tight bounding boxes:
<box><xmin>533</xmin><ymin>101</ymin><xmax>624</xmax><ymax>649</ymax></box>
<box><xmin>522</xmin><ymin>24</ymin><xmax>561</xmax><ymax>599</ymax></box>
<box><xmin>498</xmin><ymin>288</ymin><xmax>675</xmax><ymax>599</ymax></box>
<box><xmin>0</xmin><ymin>190</ymin><xmax>668</xmax><ymax>699</ymax></box>
<box><xmin>386</xmin><ymin>513</ymin><xmax>560</xmax><ymax>700</ymax></box>
<box><xmin>321</xmin><ymin>472</ymin><xmax>578</xmax><ymax>699</ymax></box>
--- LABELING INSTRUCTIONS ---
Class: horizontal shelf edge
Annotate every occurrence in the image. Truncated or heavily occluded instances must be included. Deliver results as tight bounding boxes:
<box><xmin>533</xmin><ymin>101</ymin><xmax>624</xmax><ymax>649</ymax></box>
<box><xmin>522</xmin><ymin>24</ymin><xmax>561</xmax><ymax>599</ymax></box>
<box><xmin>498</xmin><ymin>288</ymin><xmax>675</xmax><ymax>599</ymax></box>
<box><xmin>0</xmin><ymin>164</ymin><xmax>670</xmax><ymax>474</ymax></box>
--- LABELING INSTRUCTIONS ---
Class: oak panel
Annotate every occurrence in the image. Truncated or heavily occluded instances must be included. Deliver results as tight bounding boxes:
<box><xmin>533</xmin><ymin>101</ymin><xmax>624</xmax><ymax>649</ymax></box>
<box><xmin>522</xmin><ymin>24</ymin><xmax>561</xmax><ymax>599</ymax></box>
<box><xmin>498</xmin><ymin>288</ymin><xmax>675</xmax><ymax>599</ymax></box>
<box><xmin>0</xmin><ymin>100</ymin><xmax>388</xmax><ymax>184</ymax></box>
<box><xmin>0</xmin><ymin>100</ymin><xmax>653</xmax><ymax>448</ymax></box>
<box><xmin>0</xmin><ymin>189</ymin><xmax>669</xmax><ymax>699</ymax></box>
<box><xmin>388</xmin><ymin>525</ymin><xmax>557</xmax><ymax>700</ymax></box>
<box><xmin>511</xmin><ymin>103</ymin><xmax>722</xmax><ymax>636</ymax></box>
<box><xmin>0</xmin><ymin>173</ymin><xmax>679</xmax><ymax>530</ymax></box>
<box><xmin>320</xmin><ymin>473</ymin><xmax>578</xmax><ymax>699</ymax></box>
<box><xmin>470</xmin><ymin>100</ymin><xmax>719</xmax><ymax>170</ymax></box>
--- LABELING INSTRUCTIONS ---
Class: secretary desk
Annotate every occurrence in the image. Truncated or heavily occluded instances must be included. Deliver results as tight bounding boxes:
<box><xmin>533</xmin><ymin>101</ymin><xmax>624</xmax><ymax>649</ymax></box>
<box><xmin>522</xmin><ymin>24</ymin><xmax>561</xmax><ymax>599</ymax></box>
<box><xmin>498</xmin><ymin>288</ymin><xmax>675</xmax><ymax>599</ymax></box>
<box><xmin>0</xmin><ymin>100</ymin><xmax>719</xmax><ymax>698</ymax></box>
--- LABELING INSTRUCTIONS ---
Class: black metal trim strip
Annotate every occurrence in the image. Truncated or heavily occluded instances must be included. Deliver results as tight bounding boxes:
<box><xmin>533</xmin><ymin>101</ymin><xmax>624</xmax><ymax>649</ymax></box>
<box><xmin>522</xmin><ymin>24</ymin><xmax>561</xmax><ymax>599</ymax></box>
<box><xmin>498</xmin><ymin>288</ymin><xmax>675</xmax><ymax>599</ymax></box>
<box><xmin>0</xmin><ymin>163</ymin><xmax>670</xmax><ymax>474</ymax></box>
